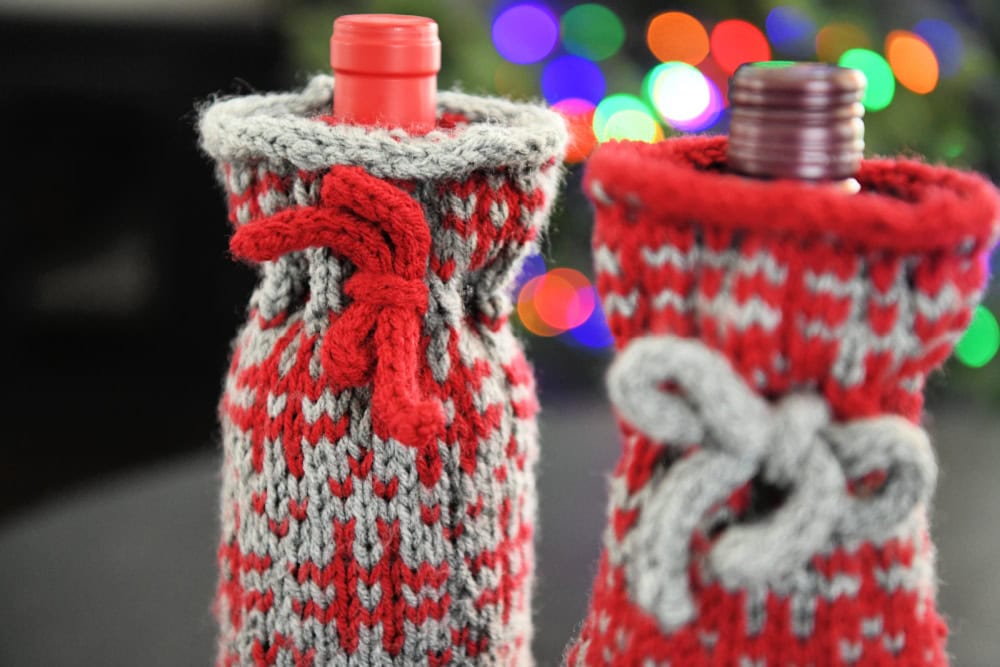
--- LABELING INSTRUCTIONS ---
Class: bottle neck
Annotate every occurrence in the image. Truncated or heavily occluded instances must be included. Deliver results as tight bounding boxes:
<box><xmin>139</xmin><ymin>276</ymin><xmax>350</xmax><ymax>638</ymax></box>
<box><xmin>332</xmin><ymin>71</ymin><xmax>437</xmax><ymax>134</ymax></box>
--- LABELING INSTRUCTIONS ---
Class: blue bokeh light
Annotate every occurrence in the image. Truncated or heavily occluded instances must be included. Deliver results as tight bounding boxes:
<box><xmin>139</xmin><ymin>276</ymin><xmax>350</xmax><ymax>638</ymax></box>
<box><xmin>492</xmin><ymin>3</ymin><xmax>559</xmax><ymax>64</ymax></box>
<box><xmin>765</xmin><ymin>7</ymin><xmax>817</xmax><ymax>59</ymax></box>
<box><xmin>914</xmin><ymin>19</ymin><xmax>963</xmax><ymax>77</ymax></box>
<box><xmin>567</xmin><ymin>288</ymin><xmax>614</xmax><ymax>349</ymax></box>
<box><xmin>700</xmin><ymin>107</ymin><xmax>731</xmax><ymax>135</ymax></box>
<box><xmin>513</xmin><ymin>253</ymin><xmax>546</xmax><ymax>292</ymax></box>
<box><xmin>541</xmin><ymin>55</ymin><xmax>607</xmax><ymax>105</ymax></box>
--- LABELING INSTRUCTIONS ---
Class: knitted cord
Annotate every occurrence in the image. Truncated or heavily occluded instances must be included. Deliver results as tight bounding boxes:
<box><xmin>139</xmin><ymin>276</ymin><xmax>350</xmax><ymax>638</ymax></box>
<box><xmin>609</xmin><ymin>334</ymin><xmax>936</xmax><ymax>632</ymax></box>
<box><xmin>231</xmin><ymin>165</ymin><xmax>444</xmax><ymax>450</ymax></box>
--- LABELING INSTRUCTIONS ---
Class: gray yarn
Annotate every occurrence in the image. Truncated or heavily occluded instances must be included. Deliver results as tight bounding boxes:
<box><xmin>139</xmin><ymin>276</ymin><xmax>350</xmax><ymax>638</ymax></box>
<box><xmin>607</xmin><ymin>334</ymin><xmax>937</xmax><ymax>633</ymax></box>
<box><xmin>200</xmin><ymin>75</ymin><xmax>567</xmax><ymax>182</ymax></box>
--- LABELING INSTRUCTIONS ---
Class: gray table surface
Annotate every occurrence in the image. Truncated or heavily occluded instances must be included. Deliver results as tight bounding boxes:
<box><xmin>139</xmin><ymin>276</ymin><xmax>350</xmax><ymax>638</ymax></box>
<box><xmin>1</xmin><ymin>397</ymin><xmax>997</xmax><ymax>666</ymax></box>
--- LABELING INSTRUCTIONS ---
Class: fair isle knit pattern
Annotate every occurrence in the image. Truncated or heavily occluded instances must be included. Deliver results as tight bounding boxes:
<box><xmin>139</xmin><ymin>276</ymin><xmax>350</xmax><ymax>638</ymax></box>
<box><xmin>569</xmin><ymin>136</ymin><xmax>999</xmax><ymax>667</ymax></box>
<box><xmin>199</xmin><ymin>75</ymin><xmax>566</xmax><ymax>667</ymax></box>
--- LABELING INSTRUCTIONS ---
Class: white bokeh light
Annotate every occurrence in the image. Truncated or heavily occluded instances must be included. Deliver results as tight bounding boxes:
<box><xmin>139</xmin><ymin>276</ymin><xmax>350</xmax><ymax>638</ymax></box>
<box><xmin>651</xmin><ymin>62</ymin><xmax>712</xmax><ymax>124</ymax></box>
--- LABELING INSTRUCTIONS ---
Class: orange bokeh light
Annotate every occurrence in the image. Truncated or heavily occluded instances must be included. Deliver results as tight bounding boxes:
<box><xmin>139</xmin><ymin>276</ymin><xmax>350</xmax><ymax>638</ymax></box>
<box><xmin>534</xmin><ymin>274</ymin><xmax>578</xmax><ymax>329</ymax></box>
<box><xmin>517</xmin><ymin>276</ymin><xmax>562</xmax><ymax>336</ymax></box>
<box><xmin>552</xmin><ymin>98</ymin><xmax>598</xmax><ymax>163</ymax></box>
<box><xmin>647</xmin><ymin>12</ymin><xmax>710</xmax><ymax>65</ymax></box>
<box><xmin>710</xmin><ymin>19</ymin><xmax>771</xmax><ymax>75</ymax></box>
<box><xmin>885</xmin><ymin>30</ymin><xmax>939</xmax><ymax>94</ymax></box>
<box><xmin>815</xmin><ymin>22</ymin><xmax>870</xmax><ymax>63</ymax></box>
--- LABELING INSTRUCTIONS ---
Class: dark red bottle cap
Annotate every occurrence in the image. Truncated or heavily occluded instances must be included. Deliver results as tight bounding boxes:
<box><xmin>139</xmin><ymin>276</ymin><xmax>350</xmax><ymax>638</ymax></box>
<box><xmin>728</xmin><ymin>62</ymin><xmax>866</xmax><ymax>182</ymax></box>
<box><xmin>330</xmin><ymin>14</ymin><xmax>441</xmax><ymax>133</ymax></box>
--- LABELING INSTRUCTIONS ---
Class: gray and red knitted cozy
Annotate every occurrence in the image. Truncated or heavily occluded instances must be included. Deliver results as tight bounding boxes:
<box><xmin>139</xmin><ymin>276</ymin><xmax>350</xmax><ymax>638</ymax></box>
<box><xmin>200</xmin><ymin>75</ymin><xmax>566</xmax><ymax>666</ymax></box>
<box><xmin>569</xmin><ymin>137</ymin><xmax>999</xmax><ymax>667</ymax></box>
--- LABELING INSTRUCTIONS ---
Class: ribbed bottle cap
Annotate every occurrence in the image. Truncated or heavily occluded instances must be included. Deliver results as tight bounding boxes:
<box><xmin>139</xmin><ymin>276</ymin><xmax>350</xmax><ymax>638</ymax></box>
<box><xmin>728</xmin><ymin>62</ymin><xmax>866</xmax><ymax>181</ymax></box>
<box><xmin>331</xmin><ymin>14</ymin><xmax>440</xmax><ymax>76</ymax></box>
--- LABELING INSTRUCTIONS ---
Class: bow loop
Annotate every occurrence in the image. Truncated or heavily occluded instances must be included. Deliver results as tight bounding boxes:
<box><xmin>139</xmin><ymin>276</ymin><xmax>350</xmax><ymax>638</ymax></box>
<box><xmin>230</xmin><ymin>165</ymin><xmax>444</xmax><ymax>451</ymax></box>
<box><xmin>608</xmin><ymin>334</ymin><xmax>936</xmax><ymax>633</ymax></box>
<box><xmin>319</xmin><ymin>165</ymin><xmax>430</xmax><ymax>278</ymax></box>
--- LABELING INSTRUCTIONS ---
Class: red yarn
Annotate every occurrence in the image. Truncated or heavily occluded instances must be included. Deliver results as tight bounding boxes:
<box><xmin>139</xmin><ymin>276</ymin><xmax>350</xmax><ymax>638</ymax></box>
<box><xmin>586</xmin><ymin>136</ymin><xmax>1000</xmax><ymax>252</ymax></box>
<box><xmin>586</xmin><ymin>137</ymin><xmax>1000</xmax><ymax>422</ymax></box>
<box><xmin>230</xmin><ymin>165</ymin><xmax>445</xmax><ymax>449</ymax></box>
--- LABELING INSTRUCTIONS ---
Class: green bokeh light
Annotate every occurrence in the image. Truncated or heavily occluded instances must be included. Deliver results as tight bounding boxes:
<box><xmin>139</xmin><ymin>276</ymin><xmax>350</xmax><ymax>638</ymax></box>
<box><xmin>642</xmin><ymin>63</ymin><xmax>671</xmax><ymax>103</ymax></box>
<box><xmin>751</xmin><ymin>60</ymin><xmax>796</xmax><ymax>68</ymax></box>
<box><xmin>603</xmin><ymin>110</ymin><xmax>660</xmax><ymax>142</ymax></box>
<box><xmin>955</xmin><ymin>305</ymin><xmax>1000</xmax><ymax>368</ymax></box>
<box><xmin>839</xmin><ymin>48</ymin><xmax>894</xmax><ymax>111</ymax></box>
<box><xmin>944</xmin><ymin>141</ymin><xmax>965</xmax><ymax>159</ymax></box>
<box><xmin>561</xmin><ymin>4</ymin><xmax>625</xmax><ymax>61</ymax></box>
<box><xmin>594</xmin><ymin>94</ymin><xmax>657</xmax><ymax>141</ymax></box>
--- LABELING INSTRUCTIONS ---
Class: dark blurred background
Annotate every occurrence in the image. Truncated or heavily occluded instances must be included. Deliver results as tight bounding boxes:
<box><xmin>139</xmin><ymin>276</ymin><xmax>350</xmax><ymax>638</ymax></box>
<box><xmin>0</xmin><ymin>0</ymin><xmax>997</xmax><ymax>665</ymax></box>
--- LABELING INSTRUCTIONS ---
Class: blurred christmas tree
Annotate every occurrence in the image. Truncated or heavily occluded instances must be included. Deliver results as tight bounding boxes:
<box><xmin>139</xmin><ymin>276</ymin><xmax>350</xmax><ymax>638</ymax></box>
<box><xmin>283</xmin><ymin>0</ymin><xmax>1000</xmax><ymax>400</ymax></box>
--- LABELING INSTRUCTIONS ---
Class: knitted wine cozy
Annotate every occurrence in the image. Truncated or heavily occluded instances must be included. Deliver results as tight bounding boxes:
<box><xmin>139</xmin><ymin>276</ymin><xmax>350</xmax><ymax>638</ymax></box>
<box><xmin>199</xmin><ymin>75</ymin><xmax>566</xmax><ymax>666</ymax></box>
<box><xmin>568</xmin><ymin>136</ymin><xmax>999</xmax><ymax>667</ymax></box>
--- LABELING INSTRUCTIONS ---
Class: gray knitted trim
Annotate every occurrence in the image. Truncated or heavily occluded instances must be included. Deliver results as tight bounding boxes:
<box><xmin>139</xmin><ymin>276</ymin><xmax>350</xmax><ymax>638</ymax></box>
<box><xmin>608</xmin><ymin>334</ymin><xmax>937</xmax><ymax>633</ymax></box>
<box><xmin>199</xmin><ymin>75</ymin><xmax>568</xmax><ymax>180</ymax></box>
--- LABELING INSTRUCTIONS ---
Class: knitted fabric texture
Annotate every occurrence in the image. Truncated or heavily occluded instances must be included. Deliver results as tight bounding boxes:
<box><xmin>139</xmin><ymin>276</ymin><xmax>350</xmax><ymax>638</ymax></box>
<box><xmin>199</xmin><ymin>75</ymin><xmax>566</xmax><ymax>667</ymax></box>
<box><xmin>568</xmin><ymin>136</ymin><xmax>999</xmax><ymax>667</ymax></box>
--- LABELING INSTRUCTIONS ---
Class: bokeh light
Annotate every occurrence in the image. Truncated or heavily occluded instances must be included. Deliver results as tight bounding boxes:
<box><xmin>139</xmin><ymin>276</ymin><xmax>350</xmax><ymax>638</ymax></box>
<box><xmin>677</xmin><ymin>81</ymin><xmax>723</xmax><ymax>131</ymax></box>
<box><xmin>593</xmin><ymin>94</ymin><xmax>661</xmax><ymax>142</ymax></box>
<box><xmin>955</xmin><ymin>305</ymin><xmax>1000</xmax><ymax>368</ymax></box>
<box><xmin>494</xmin><ymin>8</ymin><xmax>979</xmax><ymax>360</ymax></box>
<box><xmin>552</xmin><ymin>98</ymin><xmax>598</xmax><ymax>163</ymax></box>
<box><xmin>517</xmin><ymin>269</ymin><xmax>598</xmax><ymax>336</ymax></box>
<box><xmin>914</xmin><ymin>19</ymin><xmax>963</xmax><ymax>78</ymax></box>
<box><xmin>642</xmin><ymin>64</ymin><xmax>662</xmax><ymax>103</ymax></box>
<box><xmin>647</xmin><ymin>12</ymin><xmax>710</xmax><ymax>65</ymax></box>
<box><xmin>513</xmin><ymin>252</ymin><xmax>546</xmax><ymax>292</ymax></box>
<box><xmin>534</xmin><ymin>268</ymin><xmax>596</xmax><ymax>330</ymax></box>
<box><xmin>561</xmin><ymin>4</ymin><xmax>625</xmax><ymax>61</ymax></box>
<box><xmin>886</xmin><ymin>31</ymin><xmax>939</xmax><ymax>94</ymax></box>
<box><xmin>517</xmin><ymin>275</ymin><xmax>561</xmax><ymax>336</ymax></box>
<box><xmin>943</xmin><ymin>138</ymin><xmax>965</xmax><ymax>159</ymax></box>
<box><xmin>648</xmin><ymin>62</ymin><xmax>722</xmax><ymax>132</ymax></box>
<box><xmin>839</xmin><ymin>48</ymin><xmax>895</xmax><ymax>111</ymax></box>
<box><xmin>752</xmin><ymin>60</ymin><xmax>796</xmax><ymax>68</ymax></box>
<box><xmin>710</xmin><ymin>20</ymin><xmax>772</xmax><ymax>75</ymax></box>
<box><xmin>541</xmin><ymin>55</ymin><xmax>606</xmax><ymax>105</ymax></box>
<box><xmin>492</xmin><ymin>3</ymin><xmax>559</xmax><ymax>64</ymax></box>
<box><xmin>604</xmin><ymin>110</ymin><xmax>662</xmax><ymax>142</ymax></box>
<box><xmin>567</xmin><ymin>288</ymin><xmax>614</xmax><ymax>349</ymax></box>
<box><xmin>766</xmin><ymin>7</ymin><xmax>817</xmax><ymax>59</ymax></box>
<box><xmin>698</xmin><ymin>55</ymin><xmax>732</xmax><ymax>108</ymax></box>
<box><xmin>816</xmin><ymin>22</ymin><xmax>871</xmax><ymax>63</ymax></box>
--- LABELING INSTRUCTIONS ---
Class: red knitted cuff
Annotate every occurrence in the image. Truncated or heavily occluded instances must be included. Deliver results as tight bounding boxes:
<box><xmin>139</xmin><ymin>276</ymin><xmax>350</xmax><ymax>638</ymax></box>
<box><xmin>586</xmin><ymin>136</ymin><xmax>1000</xmax><ymax>421</ymax></box>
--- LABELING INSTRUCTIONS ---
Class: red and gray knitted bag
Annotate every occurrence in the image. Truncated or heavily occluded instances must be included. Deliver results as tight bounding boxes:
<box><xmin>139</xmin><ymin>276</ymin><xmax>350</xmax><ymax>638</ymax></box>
<box><xmin>199</xmin><ymin>75</ymin><xmax>566</xmax><ymax>666</ymax></box>
<box><xmin>569</xmin><ymin>136</ymin><xmax>999</xmax><ymax>666</ymax></box>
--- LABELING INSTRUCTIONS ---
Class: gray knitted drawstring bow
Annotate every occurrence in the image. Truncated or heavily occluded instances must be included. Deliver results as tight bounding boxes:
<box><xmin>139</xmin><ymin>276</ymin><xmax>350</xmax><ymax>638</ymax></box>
<box><xmin>607</xmin><ymin>335</ymin><xmax>937</xmax><ymax>632</ymax></box>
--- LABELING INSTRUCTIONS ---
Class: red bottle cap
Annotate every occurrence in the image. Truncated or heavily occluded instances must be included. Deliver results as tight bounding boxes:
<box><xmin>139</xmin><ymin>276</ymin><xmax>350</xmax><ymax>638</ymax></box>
<box><xmin>330</xmin><ymin>14</ymin><xmax>441</xmax><ymax>134</ymax></box>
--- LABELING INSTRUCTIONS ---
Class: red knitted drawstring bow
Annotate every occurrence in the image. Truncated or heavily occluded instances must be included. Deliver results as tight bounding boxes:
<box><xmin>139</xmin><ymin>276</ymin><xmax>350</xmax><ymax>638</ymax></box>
<box><xmin>230</xmin><ymin>165</ymin><xmax>445</xmax><ymax>449</ymax></box>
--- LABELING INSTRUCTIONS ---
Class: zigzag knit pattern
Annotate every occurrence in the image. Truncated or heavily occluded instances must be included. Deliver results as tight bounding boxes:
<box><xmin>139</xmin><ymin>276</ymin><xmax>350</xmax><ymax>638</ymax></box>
<box><xmin>199</xmin><ymin>75</ymin><xmax>566</xmax><ymax>666</ymax></box>
<box><xmin>569</xmin><ymin>136</ymin><xmax>999</xmax><ymax>667</ymax></box>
